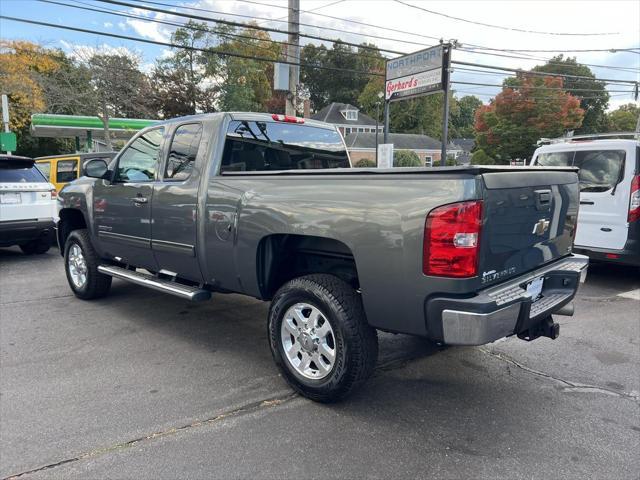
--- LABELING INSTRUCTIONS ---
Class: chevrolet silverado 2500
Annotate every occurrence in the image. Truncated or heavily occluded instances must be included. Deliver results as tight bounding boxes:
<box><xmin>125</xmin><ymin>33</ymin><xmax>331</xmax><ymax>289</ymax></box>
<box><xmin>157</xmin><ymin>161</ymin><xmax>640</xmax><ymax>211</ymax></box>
<box><xmin>56</xmin><ymin>112</ymin><xmax>588</xmax><ymax>402</ymax></box>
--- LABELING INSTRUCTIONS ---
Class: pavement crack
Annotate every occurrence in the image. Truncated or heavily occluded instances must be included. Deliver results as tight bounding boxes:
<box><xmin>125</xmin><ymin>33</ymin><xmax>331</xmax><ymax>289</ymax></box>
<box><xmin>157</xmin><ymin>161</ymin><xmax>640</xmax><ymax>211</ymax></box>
<box><xmin>480</xmin><ymin>348</ymin><xmax>640</xmax><ymax>402</ymax></box>
<box><xmin>0</xmin><ymin>294</ymin><xmax>74</xmax><ymax>306</ymax></box>
<box><xmin>3</xmin><ymin>392</ymin><xmax>297</xmax><ymax>480</ymax></box>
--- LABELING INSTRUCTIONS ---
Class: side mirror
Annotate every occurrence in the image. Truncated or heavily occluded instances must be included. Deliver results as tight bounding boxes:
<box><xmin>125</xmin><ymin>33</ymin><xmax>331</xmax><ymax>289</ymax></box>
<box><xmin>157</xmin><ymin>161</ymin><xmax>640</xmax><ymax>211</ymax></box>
<box><xmin>84</xmin><ymin>159</ymin><xmax>109</xmax><ymax>179</ymax></box>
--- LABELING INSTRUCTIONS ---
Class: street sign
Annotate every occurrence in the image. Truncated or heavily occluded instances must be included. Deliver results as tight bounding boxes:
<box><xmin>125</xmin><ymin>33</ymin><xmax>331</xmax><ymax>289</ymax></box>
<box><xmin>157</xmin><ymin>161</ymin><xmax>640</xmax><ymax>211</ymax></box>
<box><xmin>385</xmin><ymin>45</ymin><xmax>447</xmax><ymax>101</ymax></box>
<box><xmin>377</xmin><ymin>143</ymin><xmax>394</xmax><ymax>168</ymax></box>
<box><xmin>0</xmin><ymin>132</ymin><xmax>17</xmax><ymax>152</ymax></box>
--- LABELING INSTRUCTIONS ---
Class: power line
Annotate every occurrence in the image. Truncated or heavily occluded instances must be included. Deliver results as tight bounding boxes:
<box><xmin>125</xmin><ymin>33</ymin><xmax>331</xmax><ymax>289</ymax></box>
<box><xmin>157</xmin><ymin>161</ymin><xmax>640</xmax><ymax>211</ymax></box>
<box><xmin>120</xmin><ymin>0</ymin><xmax>438</xmax><ymax>49</ymax></box>
<box><xmin>451</xmin><ymin>81</ymin><xmax>635</xmax><ymax>93</ymax></box>
<box><xmin>0</xmin><ymin>15</ymin><xmax>386</xmax><ymax>78</ymax></box>
<box><xmin>462</xmin><ymin>45</ymin><xmax>640</xmax><ymax>55</ymax></box>
<box><xmin>393</xmin><ymin>0</ymin><xmax>621</xmax><ymax>37</ymax></box>
<box><xmin>452</xmin><ymin>61</ymin><xmax>639</xmax><ymax>86</ymax></box>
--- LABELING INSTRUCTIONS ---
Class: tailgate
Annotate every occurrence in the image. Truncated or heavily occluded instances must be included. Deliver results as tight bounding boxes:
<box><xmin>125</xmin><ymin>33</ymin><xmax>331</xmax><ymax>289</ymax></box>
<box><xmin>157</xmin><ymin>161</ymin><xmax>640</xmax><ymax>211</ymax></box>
<box><xmin>478</xmin><ymin>170</ymin><xmax>579</xmax><ymax>286</ymax></box>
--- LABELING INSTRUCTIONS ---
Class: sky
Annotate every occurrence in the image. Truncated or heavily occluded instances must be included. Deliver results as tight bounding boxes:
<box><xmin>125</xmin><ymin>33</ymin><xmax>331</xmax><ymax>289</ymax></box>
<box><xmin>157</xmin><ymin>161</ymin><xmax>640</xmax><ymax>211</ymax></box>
<box><xmin>1</xmin><ymin>0</ymin><xmax>639</xmax><ymax>111</ymax></box>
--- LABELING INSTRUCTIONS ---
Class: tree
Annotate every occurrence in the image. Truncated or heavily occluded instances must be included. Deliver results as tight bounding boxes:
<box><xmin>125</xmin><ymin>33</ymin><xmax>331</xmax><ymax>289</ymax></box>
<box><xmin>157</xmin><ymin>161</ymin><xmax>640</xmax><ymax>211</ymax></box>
<box><xmin>214</xmin><ymin>26</ymin><xmax>281</xmax><ymax>112</ymax></box>
<box><xmin>470</xmin><ymin>149</ymin><xmax>494</xmax><ymax>165</ymax></box>
<box><xmin>451</xmin><ymin>95</ymin><xmax>482</xmax><ymax>138</ymax></box>
<box><xmin>0</xmin><ymin>41</ymin><xmax>77</xmax><ymax>156</ymax></box>
<box><xmin>475</xmin><ymin>75</ymin><xmax>584</xmax><ymax>163</ymax></box>
<box><xmin>532</xmin><ymin>55</ymin><xmax>609</xmax><ymax>134</ymax></box>
<box><xmin>45</xmin><ymin>51</ymin><xmax>155</xmax><ymax>150</ymax></box>
<box><xmin>302</xmin><ymin>42</ymin><xmax>384</xmax><ymax>111</ymax></box>
<box><xmin>393</xmin><ymin>149</ymin><xmax>422</xmax><ymax>167</ymax></box>
<box><xmin>606</xmin><ymin>103</ymin><xmax>639</xmax><ymax>132</ymax></box>
<box><xmin>151</xmin><ymin>21</ymin><xmax>217</xmax><ymax>118</ymax></box>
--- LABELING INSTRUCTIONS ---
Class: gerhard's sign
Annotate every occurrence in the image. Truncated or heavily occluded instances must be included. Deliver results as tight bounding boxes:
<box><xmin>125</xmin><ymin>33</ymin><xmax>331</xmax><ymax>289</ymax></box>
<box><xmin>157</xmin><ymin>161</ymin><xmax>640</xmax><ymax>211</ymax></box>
<box><xmin>385</xmin><ymin>45</ymin><xmax>448</xmax><ymax>101</ymax></box>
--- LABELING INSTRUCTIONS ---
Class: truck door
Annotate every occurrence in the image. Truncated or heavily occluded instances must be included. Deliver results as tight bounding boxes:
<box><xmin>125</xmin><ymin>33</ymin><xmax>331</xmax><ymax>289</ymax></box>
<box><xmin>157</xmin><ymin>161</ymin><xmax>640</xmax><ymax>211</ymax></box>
<box><xmin>151</xmin><ymin>122</ymin><xmax>204</xmax><ymax>282</ymax></box>
<box><xmin>93</xmin><ymin>127</ymin><xmax>164</xmax><ymax>270</ymax></box>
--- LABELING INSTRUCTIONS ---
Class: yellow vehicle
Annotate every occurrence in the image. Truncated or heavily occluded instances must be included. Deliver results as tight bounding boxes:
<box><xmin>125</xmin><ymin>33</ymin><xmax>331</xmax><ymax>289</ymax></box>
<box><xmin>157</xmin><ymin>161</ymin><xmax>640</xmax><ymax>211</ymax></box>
<box><xmin>35</xmin><ymin>152</ymin><xmax>117</xmax><ymax>192</ymax></box>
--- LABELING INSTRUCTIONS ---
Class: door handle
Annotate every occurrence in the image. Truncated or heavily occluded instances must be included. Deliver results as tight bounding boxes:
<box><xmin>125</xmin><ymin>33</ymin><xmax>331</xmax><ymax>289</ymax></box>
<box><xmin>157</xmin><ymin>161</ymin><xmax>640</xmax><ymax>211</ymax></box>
<box><xmin>132</xmin><ymin>196</ymin><xmax>148</xmax><ymax>205</ymax></box>
<box><xmin>580</xmin><ymin>200</ymin><xmax>595</xmax><ymax>205</ymax></box>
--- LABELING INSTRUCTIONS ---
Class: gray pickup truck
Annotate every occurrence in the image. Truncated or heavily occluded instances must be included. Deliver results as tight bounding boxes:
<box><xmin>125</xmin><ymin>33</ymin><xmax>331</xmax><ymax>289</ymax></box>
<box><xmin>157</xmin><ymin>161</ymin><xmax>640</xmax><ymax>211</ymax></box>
<box><xmin>56</xmin><ymin>112</ymin><xmax>588</xmax><ymax>402</ymax></box>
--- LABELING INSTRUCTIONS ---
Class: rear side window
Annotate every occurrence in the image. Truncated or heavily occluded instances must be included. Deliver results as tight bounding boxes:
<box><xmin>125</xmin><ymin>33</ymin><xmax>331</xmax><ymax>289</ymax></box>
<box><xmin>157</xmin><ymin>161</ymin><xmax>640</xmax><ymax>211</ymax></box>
<box><xmin>536</xmin><ymin>151</ymin><xmax>574</xmax><ymax>166</ymax></box>
<box><xmin>0</xmin><ymin>166</ymin><xmax>46</xmax><ymax>183</ymax></box>
<box><xmin>165</xmin><ymin>123</ymin><xmax>202</xmax><ymax>181</ymax></box>
<box><xmin>57</xmin><ymin>160</ymin><xmax>78</xmax><ymax>183</ymax></box>
<box><xmin>574</xmin><ymin>150</ymin><xmax>625</xmax><ymax>192</ymax></box>
<box><xmin>221</xmin><ymin>120</ymin><xmax>349</xmax><ymax>173</ymax></box>
<box><xmin>116</xmin><ymin>128</ymin><xmax>164</xmax><ymax>182</ymax></box>
<box><xmin>36</xmin><ymin>161</ymin><xmax>51</xmax><ymax>181</ymax></box>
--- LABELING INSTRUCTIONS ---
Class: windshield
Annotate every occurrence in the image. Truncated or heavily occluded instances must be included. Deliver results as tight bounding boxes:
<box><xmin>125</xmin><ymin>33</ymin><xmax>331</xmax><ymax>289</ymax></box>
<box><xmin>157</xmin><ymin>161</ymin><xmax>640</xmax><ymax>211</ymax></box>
<box><xmin>535</xmin><ymin>149</ymin><xmax>625</xmax><ymax>192</ymax></box>
<box><xmin>221</xmin><ymin>120</ymin><xmax>350</xmax><ymax>173</ymax></box>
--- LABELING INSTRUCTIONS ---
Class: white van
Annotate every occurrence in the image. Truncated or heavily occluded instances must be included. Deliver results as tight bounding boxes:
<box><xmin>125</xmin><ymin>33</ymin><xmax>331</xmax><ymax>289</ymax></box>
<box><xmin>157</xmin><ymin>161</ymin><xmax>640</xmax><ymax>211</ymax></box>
<box><xmin>531</xmin><ymin>136</ymin><xmax>639</xmax><ymax>267</ymax></box>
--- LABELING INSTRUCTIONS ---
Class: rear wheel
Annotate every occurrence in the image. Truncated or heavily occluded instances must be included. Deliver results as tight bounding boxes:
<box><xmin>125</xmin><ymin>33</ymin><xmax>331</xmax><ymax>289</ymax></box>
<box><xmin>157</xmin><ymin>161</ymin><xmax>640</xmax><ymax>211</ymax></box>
<box><xmin>19</xmin><ymin>237</ymin><xmax>50</xmax><ymax>255</ymax></box>
<box><xmin>268</xmin><ymin>274</ymin><xmax>378</xmax><ymax>403</ymax></box>
<box><xmin>64</xmin><ymin>229</ymin><xmax>112</xmax><ymax>300</ymax></box>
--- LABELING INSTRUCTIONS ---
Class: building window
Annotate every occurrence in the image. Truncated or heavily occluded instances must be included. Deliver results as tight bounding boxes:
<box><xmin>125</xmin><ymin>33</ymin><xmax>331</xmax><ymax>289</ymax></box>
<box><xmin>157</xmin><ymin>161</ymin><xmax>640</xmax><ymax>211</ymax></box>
<box><xmin>342</xmin><ymin>110</ymin><xmax>358</xmax><ymax>121</ymax></box>
<box><xmin>425</xmin><ymin>156</ymin><xmax>433</xmax><ymax>167</ymax></box>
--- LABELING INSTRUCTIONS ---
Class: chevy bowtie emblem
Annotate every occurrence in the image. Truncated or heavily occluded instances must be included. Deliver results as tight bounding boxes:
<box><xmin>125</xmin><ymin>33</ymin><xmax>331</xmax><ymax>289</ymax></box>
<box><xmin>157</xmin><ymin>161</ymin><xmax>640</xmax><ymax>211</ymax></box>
<box><xmin>532</xmin><ymin>219</ymin><xmax>550</xmax><ymax>236</ymax></box>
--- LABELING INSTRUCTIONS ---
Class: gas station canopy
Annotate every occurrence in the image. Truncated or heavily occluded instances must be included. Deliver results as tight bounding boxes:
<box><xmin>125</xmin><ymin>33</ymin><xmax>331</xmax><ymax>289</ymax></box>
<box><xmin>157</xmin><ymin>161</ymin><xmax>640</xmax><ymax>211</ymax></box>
<box><xmin>30</xmin><ymin>114</ymin><xmax>157</xmax><ymax>139</ymax></box>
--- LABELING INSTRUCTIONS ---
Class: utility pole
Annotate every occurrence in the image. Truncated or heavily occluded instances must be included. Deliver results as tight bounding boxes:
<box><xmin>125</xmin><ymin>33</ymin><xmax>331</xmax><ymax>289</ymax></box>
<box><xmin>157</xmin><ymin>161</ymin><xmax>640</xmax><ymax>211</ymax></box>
<box><xmin>440</xmin><ymin>43</ymin><xmax>452</xmax><ymax>166</ymax></box>
<box><xmin>285</xmin><ymin>0</ymin><xmax>300</xmax><ymax>116</ymax></box>
<box><xmin>1</xmin><ymin>94</ymin><xmax>12</xmax><ymax>155</ymax></box>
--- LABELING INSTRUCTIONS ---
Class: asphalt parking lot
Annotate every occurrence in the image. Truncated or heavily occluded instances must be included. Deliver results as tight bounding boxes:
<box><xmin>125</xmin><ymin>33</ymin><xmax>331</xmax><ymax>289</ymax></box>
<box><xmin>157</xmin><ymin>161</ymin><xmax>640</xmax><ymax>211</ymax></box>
<box><xmin>1</xmin><ymin>247</ymin><xmax>639</xmax><ymax>479</ymax></box>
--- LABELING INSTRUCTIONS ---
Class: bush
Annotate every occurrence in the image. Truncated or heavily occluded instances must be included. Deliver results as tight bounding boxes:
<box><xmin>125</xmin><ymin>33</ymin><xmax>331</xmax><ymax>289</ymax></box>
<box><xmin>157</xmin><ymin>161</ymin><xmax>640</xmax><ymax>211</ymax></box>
<box><xmin>354</xmin><ymin>158</ymin><xmax>376</xmax><ymax>167</ymax></box>
<box><xmin>471</xmin><ymin>149</ymin><xmax>494</xmax><ymax>165</ymax></box>
<box><xmin>393</xmin><ymin>150</ymin><xmax>422</xmax><ymax>167</ymax></box>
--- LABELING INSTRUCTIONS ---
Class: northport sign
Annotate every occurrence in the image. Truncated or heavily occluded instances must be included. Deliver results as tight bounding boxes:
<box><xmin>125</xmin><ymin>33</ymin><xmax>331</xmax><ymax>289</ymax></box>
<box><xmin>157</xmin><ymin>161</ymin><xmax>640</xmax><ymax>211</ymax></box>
<box><xmin>385</xmin><ymin>44</ymin><xmax>448</xmax><ymax>101</ymax></box>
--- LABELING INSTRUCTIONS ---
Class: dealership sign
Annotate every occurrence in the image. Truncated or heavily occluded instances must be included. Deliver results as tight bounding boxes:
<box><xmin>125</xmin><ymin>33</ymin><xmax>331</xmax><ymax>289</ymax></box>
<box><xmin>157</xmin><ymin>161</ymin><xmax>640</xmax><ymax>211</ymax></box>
<box><xmin>385</xmin><ymin>45</ymin><xmax>447</xmax><ymax>101</ymax></box>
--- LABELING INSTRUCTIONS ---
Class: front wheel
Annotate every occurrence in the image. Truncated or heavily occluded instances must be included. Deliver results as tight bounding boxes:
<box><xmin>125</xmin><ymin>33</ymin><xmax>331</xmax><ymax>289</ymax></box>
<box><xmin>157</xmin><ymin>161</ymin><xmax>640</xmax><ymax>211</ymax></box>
<box><xmin>64</xmin><ymin>229</ymin><xmax>112</xmax><ymax>300</ymax></box>
<box><xmin>268</xmin><ymin>274</ymin><xmax>378</xmax><ymax>403</ymax></box>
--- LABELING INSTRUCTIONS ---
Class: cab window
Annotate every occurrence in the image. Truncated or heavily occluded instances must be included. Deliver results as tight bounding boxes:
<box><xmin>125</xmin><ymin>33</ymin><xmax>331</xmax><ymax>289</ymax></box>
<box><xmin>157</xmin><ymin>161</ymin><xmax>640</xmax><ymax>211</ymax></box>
<box><xmin>116</xmin><ymin>128</ymin><xmax>164</xmax><ymax>182</ymax></box>
<box><xmin>35</xmin><ymin>161</ymin><xmax>51</xmax><ymax>181</ymax></box>
<box><xmin>57</xmin><ymin>160</ymin><xmax>78</xmax><ymax>182</ymax></box>
<box><xmin>164</xmin><ymin>123</ymin><xmax>202</xmax><ymax>181</ymax></box>
<box><xmin>221</xmin><ymin>120</ymin><xmax>349</xmax><ymax>173</ymax></box>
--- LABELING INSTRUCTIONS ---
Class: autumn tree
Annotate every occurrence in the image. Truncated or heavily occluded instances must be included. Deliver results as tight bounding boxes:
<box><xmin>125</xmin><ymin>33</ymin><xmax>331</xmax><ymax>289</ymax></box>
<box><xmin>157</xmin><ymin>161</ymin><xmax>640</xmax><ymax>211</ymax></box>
<box><xmin>451</xmin><ymin>95</ymin><xmax>482</xmax><ymax>138</ymax></box>
<box><xmin>606</xmin><ymin>103</ymin><xmax>639</xmax><ymax>132</ymax></box>
<box><xmin>151</xmin><ymin>21</ymin><xmax>217</xmax><ymax>118</ymax></box>
<box><xmin>532</xmin><ymin>55</ymin><xmax>609</xmax><ymax>134</ymax></box>
<box><xmin>474</xmin><ymin>75</ymin><xmax>584</xmax><ymax>163</ymax></box>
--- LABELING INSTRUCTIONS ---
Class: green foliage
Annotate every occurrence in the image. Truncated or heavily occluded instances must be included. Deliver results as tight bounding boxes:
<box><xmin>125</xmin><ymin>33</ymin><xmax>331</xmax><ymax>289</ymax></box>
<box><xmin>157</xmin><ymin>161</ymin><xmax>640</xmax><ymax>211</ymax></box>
<box><xmin>354</xmin><ymin>158</ymin><xmax>376</xmax><ymax>167</ymax></box>
<box><xmin>393</xmin><ymin>149</ymin><xmax>422</xmax><ymax>167</ymax></box>
<box><xmin>470</xmin><ymin>149</ymin><xmax>494</xmax><ymax>165</ymax></box>
<box><xmin>475</xmin><ymin>76</ymin><xmax>584</xmax><ymax>163</ymax></box>
<box><xmin>606</xmin><ymin>103</ymin><xmax>639</xmax><ymax>132</ymax></box>
<box><xmin>451</xmin><ymin>95</ymin><xmax>482</xmax><ymax>138</ymax></box>
<box><xmin>301</xmin><ymin>42</ymin><xmax>385</xmax><ymax>111</ymax></box>
<box><xmin>532</xmin><ymin>55</ymin><xmax>609</xmax><ymax>134</ymax></box>
<box><xmin>445</xmin><ymin>154</ymin><xmax>457</xmax><ymax>166</ymax></box>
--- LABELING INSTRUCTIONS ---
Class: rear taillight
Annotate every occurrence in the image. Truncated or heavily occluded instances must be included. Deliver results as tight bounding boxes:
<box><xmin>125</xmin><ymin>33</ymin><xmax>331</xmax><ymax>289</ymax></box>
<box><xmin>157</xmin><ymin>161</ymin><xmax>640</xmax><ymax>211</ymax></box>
<box><xmin>50</xmin><ymin>189</ymin><xmax>57</xmax><ymax>199</ymax></box>
<box><xmin>271</xmin><ymin>113</ymin><xmax>304</xmax><ymax>124</ymax></box>
<box><xmin>423</xmin><ymin>200</ymin><xmax>483</xmax><ymax>278</ymax></box>
<box><xmin>629</xmin><ymin>174</ymin><xmax>640</xmax><ymax>223</ymax></box>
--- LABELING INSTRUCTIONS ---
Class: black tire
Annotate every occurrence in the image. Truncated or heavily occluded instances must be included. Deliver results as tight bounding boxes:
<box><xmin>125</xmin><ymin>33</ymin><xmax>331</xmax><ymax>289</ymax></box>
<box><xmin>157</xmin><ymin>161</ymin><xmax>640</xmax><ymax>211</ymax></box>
<box><xmin>268</xmin><ymin>274</ymin><xmax>378</xmax><ymax>403</ymax></box>
<box><xmin>19</xmin><ymin>238</ymin><xmax>50</xmax><ymax>255</ymax></box>
<box><xmin>64</xmin><ymin>229</ymin><xmax>112</xmax><ymax>300</ymax></box>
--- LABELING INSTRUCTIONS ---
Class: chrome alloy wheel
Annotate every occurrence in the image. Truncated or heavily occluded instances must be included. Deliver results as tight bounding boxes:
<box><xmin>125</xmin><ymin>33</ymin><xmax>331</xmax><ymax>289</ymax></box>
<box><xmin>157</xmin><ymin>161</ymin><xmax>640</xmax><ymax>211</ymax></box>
<box><xmin>68</xmin><ymin>243</ymin><xmax>88</xmax><ymax>289</ymax></box>
<box><xmin>280</xmin><ymin>302</ymin><xmax>337</xmax><ymax>380</ymax></box>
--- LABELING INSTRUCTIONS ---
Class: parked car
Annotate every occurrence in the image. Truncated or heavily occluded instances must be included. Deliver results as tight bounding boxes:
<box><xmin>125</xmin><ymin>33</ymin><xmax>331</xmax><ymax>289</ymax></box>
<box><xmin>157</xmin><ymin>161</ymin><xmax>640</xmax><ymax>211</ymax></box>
<box><xmin>35</xmin><ymin>152</ymin><xmax>117</xmax><ymax>192</ymax></box>
<box><xmin>0</xmin><ymin>155</ymin><xmax>57</xmax><ymax>254</ymax></box>
<box><xmin>56</xmin><ymin>112</ymin><xmax>588</xmax><ymax>402</ymax></box>
<box><xmin>531</xmin><ymin>135</ymin><xmax>639</xmax><ymax>267</ymax></box>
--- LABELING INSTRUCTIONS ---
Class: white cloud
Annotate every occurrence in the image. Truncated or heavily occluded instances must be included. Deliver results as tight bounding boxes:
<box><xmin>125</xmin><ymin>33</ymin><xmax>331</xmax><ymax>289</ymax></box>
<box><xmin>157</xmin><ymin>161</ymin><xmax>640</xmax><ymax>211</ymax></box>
<box><xmin>104</xmin><ymin>22</ymin><xmax>114</xmax><ymax>28</ymax></box>
<box><xmin>125</xmin><ymin>18</ymin><xmax>171</xmax><ymax>42</ymax></box>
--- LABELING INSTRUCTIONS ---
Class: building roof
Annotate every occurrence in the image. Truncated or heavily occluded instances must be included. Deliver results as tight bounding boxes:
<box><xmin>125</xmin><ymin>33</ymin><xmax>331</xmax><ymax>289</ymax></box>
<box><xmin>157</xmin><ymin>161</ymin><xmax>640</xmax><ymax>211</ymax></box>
<box><xmin>344</xmin><ymin>132</ymin><xmax>461</xmax><ymax>151</ymax></box>
<box><xmin>311</xmin><ymin>103</ymin><xmax>377</xmax><ymax>126</ymax></box>
<box><xmin>452</xmin><ymin>138</ymin><xmax>475</xmax><ymax>153</ymax></box>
